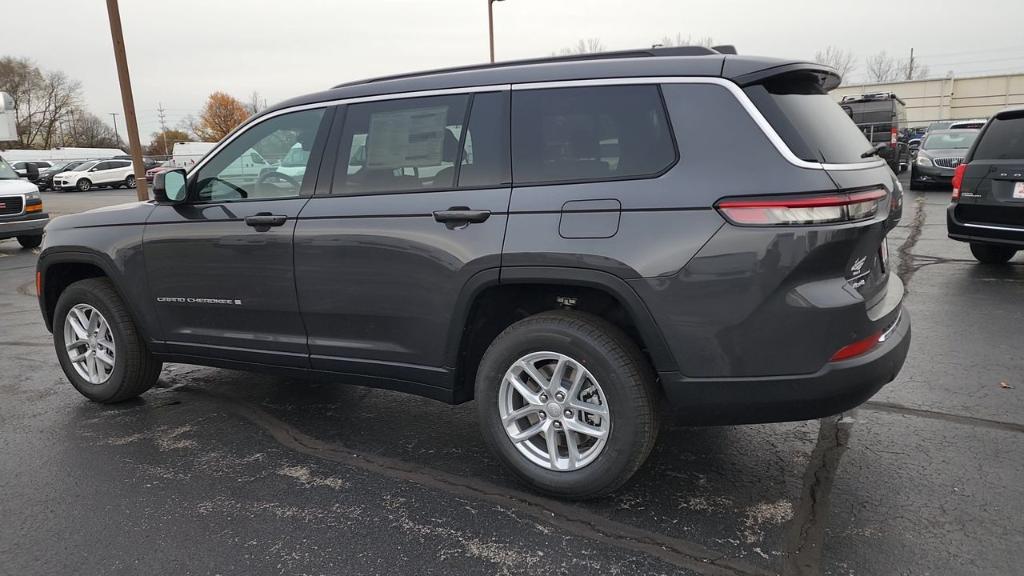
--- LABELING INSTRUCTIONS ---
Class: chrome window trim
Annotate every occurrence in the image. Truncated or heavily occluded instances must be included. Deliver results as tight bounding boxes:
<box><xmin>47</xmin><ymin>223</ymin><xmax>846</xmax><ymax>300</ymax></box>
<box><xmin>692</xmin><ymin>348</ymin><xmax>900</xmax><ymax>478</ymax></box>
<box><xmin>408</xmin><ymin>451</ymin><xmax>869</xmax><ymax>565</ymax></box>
<box><xmin>962</xmin><ymin>222</ymin><xmax>1024</xmax><ymax>233</ymax></box>
<box><xmin>191</xmin><ymin>76</ymin><xmax>885</xmax><ymax>176</ymax></box>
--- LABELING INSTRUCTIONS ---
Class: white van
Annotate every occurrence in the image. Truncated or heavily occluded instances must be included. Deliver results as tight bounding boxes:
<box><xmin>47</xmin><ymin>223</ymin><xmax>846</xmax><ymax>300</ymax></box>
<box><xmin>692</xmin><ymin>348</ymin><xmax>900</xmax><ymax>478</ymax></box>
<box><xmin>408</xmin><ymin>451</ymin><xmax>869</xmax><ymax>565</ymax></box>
<box><xmin>171</xmin><ymin>142</ymin><xmax>217</xmax><ymax>170</ymax></box>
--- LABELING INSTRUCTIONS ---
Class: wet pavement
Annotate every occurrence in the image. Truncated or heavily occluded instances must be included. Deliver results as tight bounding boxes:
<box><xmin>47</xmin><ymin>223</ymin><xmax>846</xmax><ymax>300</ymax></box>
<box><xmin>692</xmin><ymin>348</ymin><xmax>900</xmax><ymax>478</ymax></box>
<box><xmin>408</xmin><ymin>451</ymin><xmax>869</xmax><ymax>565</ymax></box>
<box><xmin>1</xmin><ymin>182</ymin><xmax>1022</xmax><ymax>575</ymax></box>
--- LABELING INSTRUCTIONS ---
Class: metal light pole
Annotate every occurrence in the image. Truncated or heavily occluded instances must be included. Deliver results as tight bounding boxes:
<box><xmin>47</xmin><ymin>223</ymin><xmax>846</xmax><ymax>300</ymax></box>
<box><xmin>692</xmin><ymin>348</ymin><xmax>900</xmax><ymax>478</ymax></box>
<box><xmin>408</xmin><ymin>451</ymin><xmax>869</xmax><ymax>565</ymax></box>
<box><xmin>105</xmin><ymin>0</ymin><xmax>149</xmax><ymax>201</ymax></box>
<box><xmin>488</xmin><ymin>0</ymin><xmax>505</xmax><ymax>63</ymax></box>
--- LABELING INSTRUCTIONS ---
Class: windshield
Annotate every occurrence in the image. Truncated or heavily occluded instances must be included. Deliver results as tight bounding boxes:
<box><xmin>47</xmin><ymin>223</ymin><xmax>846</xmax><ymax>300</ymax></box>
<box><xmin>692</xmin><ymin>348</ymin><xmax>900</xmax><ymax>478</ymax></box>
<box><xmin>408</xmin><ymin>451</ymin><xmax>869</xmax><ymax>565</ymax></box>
<box><xmin>0</xmin><ymin>157</ymin><xmax>18</xmax><ymax>179</ymax></box>
<box><xmin>923</xmin><ymin>132</ymin><xmax>978</xmax><ymax>150</ymax></box>
<box><xmin>71</xmin><ymin>161</ymin><xmax>99</xmax><ymax>172</ymax></box>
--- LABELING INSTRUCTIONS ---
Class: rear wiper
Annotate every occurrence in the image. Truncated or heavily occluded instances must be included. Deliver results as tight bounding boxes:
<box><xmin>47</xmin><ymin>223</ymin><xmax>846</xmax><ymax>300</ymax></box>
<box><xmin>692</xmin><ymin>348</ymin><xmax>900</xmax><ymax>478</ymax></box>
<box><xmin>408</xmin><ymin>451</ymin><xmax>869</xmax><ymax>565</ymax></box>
<box><xmin>861</xmin><ymin>143</ymin><xmax>888</xmax><ymax>158</ymax></box>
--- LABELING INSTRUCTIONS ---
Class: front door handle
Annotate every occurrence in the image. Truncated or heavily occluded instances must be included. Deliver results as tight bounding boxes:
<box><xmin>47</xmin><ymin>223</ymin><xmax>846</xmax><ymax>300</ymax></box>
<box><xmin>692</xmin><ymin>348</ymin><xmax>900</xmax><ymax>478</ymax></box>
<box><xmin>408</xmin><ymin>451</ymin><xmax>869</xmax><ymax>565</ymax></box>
<box><xmin>245</xmin><ymin>213</ymin><xmax>288</xmax><ymax>231</ymax></box>
<box><xmin>433</xmin><ymin>207</ymin><xmax>491</xmax><ymax>229</ymax></box>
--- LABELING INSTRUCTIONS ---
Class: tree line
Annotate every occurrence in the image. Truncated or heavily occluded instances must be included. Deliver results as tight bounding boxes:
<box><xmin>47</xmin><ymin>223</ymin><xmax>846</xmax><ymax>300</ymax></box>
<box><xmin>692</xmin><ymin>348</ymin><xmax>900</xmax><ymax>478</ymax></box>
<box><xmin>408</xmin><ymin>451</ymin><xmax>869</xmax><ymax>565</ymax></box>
<box><xmin>1</xmin><ymin>55</ymin><xmax>263</xmax><ymax>156</ymax></box>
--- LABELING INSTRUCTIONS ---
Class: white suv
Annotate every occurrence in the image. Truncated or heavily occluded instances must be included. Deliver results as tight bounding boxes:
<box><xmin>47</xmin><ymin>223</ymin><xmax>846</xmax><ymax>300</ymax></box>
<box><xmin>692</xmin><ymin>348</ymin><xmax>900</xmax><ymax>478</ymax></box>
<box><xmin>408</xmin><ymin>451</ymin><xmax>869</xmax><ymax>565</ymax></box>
<box><xmin>52</xmin><ymin>159</ymin><xmax>136</xmax><ymax>192</ymax></box>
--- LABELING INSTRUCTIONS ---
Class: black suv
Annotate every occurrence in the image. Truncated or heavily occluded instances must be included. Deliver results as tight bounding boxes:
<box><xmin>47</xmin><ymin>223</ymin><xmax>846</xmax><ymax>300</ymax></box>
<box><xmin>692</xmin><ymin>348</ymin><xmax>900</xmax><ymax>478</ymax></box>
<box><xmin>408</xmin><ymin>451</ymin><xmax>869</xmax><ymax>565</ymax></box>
<box><xmin>948</xmin><ymin>107</ymin><xmax>1024</xmax><ymax>264</ymax></box>
<box><xmin>840</xmin><ymin>92</ymin><xmax>910</xmax><ymax>173</ymax></box>
<box><xmin>37</xmin><ymin>48</ymin><xmax>910</xmax><ymax>498</ymax></box>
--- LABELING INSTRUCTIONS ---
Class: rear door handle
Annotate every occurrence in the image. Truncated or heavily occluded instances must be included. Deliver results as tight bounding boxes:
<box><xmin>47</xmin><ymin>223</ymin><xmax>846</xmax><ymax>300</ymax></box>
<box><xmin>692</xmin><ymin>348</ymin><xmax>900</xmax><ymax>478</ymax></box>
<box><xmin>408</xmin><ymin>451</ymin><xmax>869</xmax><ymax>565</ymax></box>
<box><xmin>433</xmin><ymin>207</ymin><xmax>491</xmax><ymax>228</ymax></box>
<box><xmin>245</xmin><ymin>213</ymin><xmax>288</xmax><ymax>231</ymax></box>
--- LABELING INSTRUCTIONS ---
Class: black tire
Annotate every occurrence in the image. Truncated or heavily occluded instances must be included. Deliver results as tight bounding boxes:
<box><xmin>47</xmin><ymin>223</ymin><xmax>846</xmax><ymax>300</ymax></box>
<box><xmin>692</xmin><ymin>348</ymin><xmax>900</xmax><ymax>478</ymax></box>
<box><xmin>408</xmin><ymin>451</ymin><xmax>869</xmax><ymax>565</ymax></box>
<box><xmin>16</xmin><ymin>235</ymin><xmax>42</xmax><ymax>249</ymax></box>
<box><xmin>53</xmin><ymin>278</ymin><xmax>162</xmax><ymax>403</ymax></box>
<box><xmin>76</xmin><ymin>178</ymin><xmax>92</xmax><ymax>192</ymax></box>
<box><xmin>475</xmin><ymin>310</ymin><xmax>660</xmax><ymax>499</ymax></box>
<box><xmin>970</xmin><ymin>243</ymin><xmax>1017</xmax><ymax>265</ymax></box>
<box><xmin>125</xmin><ymin>175</ymin><xmax>136</xmax><ymax>189</ymax></box>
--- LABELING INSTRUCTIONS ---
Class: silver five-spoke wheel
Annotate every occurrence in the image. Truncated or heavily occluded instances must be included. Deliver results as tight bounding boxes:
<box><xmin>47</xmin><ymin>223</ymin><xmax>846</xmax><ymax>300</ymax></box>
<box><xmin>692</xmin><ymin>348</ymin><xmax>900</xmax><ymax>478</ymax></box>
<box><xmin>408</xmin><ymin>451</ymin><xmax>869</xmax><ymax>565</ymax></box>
<box><xmin>499</xmin><ymin>351</ymin><xmax>610</xmax><ymax>471</ymax></box>
<box><xmin>63</xmin><ymin>303</ymin><xmax>116</xmax><ymax>385</ymax></box>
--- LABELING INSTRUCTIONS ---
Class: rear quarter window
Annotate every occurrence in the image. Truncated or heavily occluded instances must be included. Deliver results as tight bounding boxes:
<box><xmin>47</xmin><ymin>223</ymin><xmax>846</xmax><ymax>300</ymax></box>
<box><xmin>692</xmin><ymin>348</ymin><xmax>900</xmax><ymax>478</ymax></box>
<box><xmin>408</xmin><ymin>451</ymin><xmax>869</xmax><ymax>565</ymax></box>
<box><xmin>511</xmin><ymin>85</ymin><xmax>677</xmax><ymax>185</ymax></box>
<box><xmin>971</xmin><ymin>114</ymin><xmax>1024</xmax><ymax>160</ymax></box>
<box><xmin>744</xmin><ymin>72</ymin><xmax>874</xmax><ymax>165</ymax></box>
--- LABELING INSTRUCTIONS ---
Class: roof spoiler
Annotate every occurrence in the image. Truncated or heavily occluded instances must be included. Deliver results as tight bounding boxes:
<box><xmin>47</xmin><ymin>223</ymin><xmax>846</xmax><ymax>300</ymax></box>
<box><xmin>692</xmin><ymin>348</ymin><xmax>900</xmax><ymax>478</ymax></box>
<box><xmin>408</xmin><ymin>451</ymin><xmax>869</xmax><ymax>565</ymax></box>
<box><xmin>732</xmin><ymin>63</ymin><xmax>843</xmax><ymax>92</ymax></box>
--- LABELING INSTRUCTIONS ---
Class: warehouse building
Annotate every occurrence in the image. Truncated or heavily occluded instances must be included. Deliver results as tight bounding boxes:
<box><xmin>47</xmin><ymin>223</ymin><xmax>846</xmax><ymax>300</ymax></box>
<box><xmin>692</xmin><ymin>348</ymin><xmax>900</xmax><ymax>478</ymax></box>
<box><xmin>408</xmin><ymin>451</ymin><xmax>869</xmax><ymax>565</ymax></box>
<box><xmin>831</xmin><ymin>72</ymin><xmax>1024</xmax><ymax>127</ymax></box>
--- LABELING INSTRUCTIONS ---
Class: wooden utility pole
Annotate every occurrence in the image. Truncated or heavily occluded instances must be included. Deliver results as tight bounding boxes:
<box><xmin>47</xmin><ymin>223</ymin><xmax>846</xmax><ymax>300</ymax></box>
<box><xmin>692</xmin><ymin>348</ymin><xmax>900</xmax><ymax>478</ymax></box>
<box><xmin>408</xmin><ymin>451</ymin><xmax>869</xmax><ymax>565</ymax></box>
<box><xmin>105</xmin><ymin>0</ymin><xmax>148</xmax><ymax>201</ymax></box>
<box><xmin>488</xmin><ymin>0</ymin><xmax>504</xmax><ymax>63</ymax></box>
<box><xmin>906</xmin><ymin>47</ymin><xmax>916</xmax><ymax>80</ymax></box>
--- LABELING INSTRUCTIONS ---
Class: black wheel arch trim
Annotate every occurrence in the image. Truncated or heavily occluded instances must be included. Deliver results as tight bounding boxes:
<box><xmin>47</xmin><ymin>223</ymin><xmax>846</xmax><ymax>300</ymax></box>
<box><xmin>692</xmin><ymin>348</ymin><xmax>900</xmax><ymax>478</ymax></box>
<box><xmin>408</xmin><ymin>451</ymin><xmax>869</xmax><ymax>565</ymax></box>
<box><xmin>36</xmin><ymin>248</ymin><xmax>155</xmax><ymax>344</ymax></box>
<box><xmin>494</xmin><ymin>266</ymin><xmax>678</xmax><ymax>373</ymax></box>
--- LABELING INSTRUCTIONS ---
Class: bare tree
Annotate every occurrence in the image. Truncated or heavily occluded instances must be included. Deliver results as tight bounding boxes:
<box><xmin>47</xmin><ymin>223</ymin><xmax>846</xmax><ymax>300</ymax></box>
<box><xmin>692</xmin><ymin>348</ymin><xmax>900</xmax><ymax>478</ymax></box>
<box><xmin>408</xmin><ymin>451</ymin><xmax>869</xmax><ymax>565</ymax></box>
<box><xmin>865</xmin><ymin>51</ymin><xmax>900</xmax><ymax>83</ymax></box>
<box><xmin>247</xmin><ymin>91</ymin><xmax>268</xmax><ymax>115</ymax></box>
<box><xmin>558</xmin><ymin>38</ymin><xmax>605</xmax><ymax>55</ymax></box>
<box><xmin>73</xmin><ymin>111</ymin><xmax>119</xmax><ymax>148</ymax></box>
<box><xmin>0</xmin><ymin>57</ymin><xmax>83</xmax><ymax>148</ymax></box>
<box><xmin>897</xmin><ymin>58</ymin><xmax>930</xmax><ymax>81</ymax></box>
<box><xmin>657</xmin><ymin>33</ymin><xmax>714</xmax><ymax>48</ymax></box>
<box><xmin>814</xmin><ymin>46</ymin><xmax>857</xmax><ymax>82</ymax></box>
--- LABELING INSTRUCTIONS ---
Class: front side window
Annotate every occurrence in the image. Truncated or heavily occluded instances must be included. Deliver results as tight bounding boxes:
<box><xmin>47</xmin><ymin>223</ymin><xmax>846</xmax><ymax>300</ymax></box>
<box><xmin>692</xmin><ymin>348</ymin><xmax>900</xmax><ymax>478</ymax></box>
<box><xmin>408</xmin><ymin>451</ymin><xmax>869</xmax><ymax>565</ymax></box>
<box><xmin>512</xmin><ymin>85</ymin><xmax>676</xmax><ymax>185</ymax></box>
<box><xmin>334</xmin><ymin>94</ymin><xmax>470</xmax><ymax>195</ymax></box>
<box><xmin>194</xmin><ymin>108</ymin><xmax>325</xmax><ymax>202</ymax></box>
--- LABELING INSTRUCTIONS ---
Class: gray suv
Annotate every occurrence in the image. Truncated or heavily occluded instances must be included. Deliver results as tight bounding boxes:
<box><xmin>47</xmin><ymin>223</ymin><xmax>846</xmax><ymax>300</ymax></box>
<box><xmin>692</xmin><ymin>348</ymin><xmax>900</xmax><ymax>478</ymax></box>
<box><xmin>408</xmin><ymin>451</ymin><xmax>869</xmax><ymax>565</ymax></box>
<box><xmin>37</xmin><ymin>47</ymin><xmax>910</xmax><ymax>498</ymax></box>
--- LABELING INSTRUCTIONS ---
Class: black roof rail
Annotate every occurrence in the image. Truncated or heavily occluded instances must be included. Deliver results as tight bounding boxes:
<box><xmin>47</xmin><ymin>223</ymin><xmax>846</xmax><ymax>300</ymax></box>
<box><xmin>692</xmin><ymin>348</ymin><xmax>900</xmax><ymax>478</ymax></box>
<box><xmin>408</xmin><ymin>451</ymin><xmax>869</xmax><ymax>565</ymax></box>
<box><xmin>332</xmin><ymin>45</ymin><xmax>725</xmax><ymax>89</ymax></box>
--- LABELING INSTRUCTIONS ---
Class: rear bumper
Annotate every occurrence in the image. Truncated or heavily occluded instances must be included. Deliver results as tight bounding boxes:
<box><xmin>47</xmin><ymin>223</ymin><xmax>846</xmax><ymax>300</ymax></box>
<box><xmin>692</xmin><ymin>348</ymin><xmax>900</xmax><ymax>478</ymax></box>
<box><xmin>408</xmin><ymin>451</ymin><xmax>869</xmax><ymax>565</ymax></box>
<box><xmin>0</xmin><ymin>213</ymin><xmax>49</xmax><ymax>240</ymax></box>
<box><xmin>659</xmin><ymin>307</ymin><xmax>910</xmax><ymax>425</ymax></box>
<box><xmin>947</xmin><ymin>204</ymin><xmax>1024</xmax><ymax>247</ymax></box>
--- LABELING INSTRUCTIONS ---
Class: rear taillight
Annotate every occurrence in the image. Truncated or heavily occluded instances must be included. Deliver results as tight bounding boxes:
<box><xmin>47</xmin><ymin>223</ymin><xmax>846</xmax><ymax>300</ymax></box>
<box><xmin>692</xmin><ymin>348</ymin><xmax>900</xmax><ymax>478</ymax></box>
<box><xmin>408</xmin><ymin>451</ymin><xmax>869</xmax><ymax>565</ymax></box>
<box><xmin>716</xmin><ymin>188</ymin><xmax>888</xmax><ymax>226</ymax></box>
<box><xmin>890</xmin><ymin>127</ymin><xmax>898</xmax><ymax>148</ymax></box>
<box><xmin>951</xmin><ymin>163</ymin><xmax>967</xmax><ymax>201</ymax></box>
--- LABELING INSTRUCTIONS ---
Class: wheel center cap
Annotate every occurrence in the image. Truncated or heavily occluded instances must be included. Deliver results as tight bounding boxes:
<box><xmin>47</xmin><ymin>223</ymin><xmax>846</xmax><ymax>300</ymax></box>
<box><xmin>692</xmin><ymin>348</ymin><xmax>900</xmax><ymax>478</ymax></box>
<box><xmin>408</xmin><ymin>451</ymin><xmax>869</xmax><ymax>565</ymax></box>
<box><xmin>545</xmin><ymin>403</ymin><xmax>562</xmax><ymax>419</ymax></box>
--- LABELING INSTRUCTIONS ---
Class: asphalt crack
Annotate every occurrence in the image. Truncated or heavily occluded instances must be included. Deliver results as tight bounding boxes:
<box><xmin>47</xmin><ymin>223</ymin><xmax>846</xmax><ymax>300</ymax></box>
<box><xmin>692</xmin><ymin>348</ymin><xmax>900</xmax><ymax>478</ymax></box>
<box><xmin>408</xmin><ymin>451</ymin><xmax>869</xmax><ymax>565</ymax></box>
<box><xmin>170</xmin><ymin>384</ymin><xmax>773</xmax><ymax>576</ymax></box>
<box><xmin>780</xmin><ymin>415</ymin><xmax>854</xmax><ymax>576</ymax></box>
<box><xmin>895</xmin><ymin>193</ymin><xmax>927</xmax><ymax>290</ymax></box>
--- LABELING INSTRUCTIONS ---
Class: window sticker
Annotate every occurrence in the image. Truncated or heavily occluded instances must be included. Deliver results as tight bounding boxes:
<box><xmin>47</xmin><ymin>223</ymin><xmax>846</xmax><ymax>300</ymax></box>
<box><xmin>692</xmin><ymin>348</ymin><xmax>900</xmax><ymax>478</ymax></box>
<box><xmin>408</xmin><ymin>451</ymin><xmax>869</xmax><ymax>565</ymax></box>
<box><xmin>366</xmin><ymin>106</ymin><xmax>448</xmax><ymax>168</ymax></box>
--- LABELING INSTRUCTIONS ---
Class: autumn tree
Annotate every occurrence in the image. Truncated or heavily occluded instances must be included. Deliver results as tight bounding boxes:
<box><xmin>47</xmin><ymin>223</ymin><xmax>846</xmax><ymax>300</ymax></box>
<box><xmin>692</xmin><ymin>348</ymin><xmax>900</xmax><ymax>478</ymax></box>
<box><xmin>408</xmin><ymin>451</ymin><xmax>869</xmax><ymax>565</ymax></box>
<box><xmin>147</xmin><ymin>129</ymin><xmax>191</xmax><ymax>156</ymax></box>
<box><xmin>194</xmin><ymin>91</ymin><xmax>249</xmax><ymax>141</ymax></box>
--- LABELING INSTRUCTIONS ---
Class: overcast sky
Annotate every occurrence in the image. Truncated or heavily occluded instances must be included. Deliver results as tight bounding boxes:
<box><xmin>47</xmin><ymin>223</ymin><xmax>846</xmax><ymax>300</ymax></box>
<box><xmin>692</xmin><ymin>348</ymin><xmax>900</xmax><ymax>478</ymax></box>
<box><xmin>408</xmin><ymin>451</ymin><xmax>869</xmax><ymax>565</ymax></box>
<box><xmin>6</xmin><ymin>0</ymin><xmax>1024</xmax><ymax>140</ymax></box>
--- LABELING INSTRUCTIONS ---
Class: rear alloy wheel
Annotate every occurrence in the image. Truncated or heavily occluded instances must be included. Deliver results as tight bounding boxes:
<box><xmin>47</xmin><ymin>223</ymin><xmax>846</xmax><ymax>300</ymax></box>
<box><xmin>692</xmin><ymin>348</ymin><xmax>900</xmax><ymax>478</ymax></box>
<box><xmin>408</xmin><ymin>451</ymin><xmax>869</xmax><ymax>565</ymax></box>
<box><xmin>476</xmin><ymin>310</ymin><xmax>659</xmax><ymax>499</ymax></box>
<box><xmin>16</xmin><ymin>235</ymin><xmax>42</xmax><ymax>249</ymax></box>
<box><xmin>125</xmin><ymin>175</ymin><xmax>136</xmax><ymax>189</ymax></box>
<box><xmin>54</xmin><ymin>278</ymin><xmax>162</xmax><ymax>402</ymax></box>
<box><xmin>76</xmin><ymin>178</ymin><xmax>92</xmax><ymax>192</ymax></box>
<box><xmin>970</xmin><ymin>243</ymin><xmax>1017</xmax><ymax>265</ymax></box>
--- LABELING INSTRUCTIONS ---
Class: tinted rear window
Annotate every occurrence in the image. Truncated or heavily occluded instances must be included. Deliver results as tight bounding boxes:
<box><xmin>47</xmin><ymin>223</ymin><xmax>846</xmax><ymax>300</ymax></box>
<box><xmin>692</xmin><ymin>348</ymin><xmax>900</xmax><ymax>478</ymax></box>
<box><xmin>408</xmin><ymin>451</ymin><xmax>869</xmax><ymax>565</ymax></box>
<box><xmin>512</xmin><ymin>85</ymin><xmax>676</xmax><ymax>185</ymax></box>
<box><xmin>972</xmin><ymin>114</ymin><xmax>1024</xmax><ymax>160</ymax></box>
<box><xmin>745</xmin><ymin>73</ymin><xmax>873</xmax><ymax>164</ymax></box>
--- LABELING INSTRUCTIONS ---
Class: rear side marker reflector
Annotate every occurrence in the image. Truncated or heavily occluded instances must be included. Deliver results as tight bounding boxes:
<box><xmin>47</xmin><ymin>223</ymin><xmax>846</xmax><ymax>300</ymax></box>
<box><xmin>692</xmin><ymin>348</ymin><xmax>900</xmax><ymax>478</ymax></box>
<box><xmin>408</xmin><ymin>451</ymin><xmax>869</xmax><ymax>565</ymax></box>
<box><xmin>830</xmin><ymin>310</ymin><xmax>902</xmax><ymax>362</ymax></box>
<box><xmin>830</xmin><ymin>331</ymin><xmax>883</xmax><ymax>362</ymax></box>
<box><xmin>716</xmin><ymin>188</ymin><xmax>888</xmax><ymax>226</ymax></box>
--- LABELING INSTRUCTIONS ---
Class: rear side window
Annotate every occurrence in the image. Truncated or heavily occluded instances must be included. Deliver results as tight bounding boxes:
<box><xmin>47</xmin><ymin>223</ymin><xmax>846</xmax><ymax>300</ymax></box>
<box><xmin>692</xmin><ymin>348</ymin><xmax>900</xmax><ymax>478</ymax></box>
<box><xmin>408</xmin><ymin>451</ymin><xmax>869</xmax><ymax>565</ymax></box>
<box><xmin>512</xmin><ymin>85</ymin><xmax>676</xmax><ymax>185</ymax></box>
<box><xmin>972</xmin><ymin>114</ymin><xmax>1024</xmax><ymax>160</ymax></box>
<box><xmin>334</xmin><ymin>94</ymin><xmax>470</xmax><ymax>195</ymax></box>
<box><xmin>745</xmin><ymin>72</ymin><xmax>873</xmax><ymax>164</ymax></box>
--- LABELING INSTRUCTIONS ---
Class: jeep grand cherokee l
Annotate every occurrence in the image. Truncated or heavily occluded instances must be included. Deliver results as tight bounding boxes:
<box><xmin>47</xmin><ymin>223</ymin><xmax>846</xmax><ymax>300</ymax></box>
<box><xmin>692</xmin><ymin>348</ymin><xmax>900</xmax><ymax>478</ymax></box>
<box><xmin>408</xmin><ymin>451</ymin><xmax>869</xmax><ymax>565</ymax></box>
<box><xmin>36</xmin><ymin>47</ymin><xmax>910</xmax><ymax>498</ymax></box>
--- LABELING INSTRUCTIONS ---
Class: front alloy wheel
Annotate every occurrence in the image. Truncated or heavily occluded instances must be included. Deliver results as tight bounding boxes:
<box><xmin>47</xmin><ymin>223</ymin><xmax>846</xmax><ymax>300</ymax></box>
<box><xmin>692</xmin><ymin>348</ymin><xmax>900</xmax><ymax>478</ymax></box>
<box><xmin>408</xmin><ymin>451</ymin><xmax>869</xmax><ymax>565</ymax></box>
<box><xmin>499</xmin><ymin>351</ymin><xmax>610</xmax><ymax>471</ymax></box>
<box><xmin>63</xmin><ymin>303</ymin><xmax>116</xmax><ymax>384</ymax></box>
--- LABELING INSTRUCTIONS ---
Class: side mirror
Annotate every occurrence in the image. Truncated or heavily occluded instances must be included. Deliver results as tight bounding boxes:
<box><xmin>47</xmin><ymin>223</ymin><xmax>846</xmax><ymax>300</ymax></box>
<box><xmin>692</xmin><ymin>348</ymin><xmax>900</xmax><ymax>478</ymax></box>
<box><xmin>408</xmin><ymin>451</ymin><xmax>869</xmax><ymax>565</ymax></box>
<box><xmin>153</xmin><ymin>169</ymin><xmax>188</xmax><ymax>204</ymax></box>
<box><xmin>25</xmin><ymin>163</ymin><xmax>40</xmax><ymax>182</ymax></box>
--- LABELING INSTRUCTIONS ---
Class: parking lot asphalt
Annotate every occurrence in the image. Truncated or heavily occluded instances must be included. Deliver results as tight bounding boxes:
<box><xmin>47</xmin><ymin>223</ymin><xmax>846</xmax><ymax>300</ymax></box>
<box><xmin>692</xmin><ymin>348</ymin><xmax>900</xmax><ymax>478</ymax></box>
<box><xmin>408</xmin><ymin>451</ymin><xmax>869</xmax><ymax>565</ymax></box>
<box><xmin>1</xmin><ymin>181</ymin><xmax>1022</xmax><ymax>575</ymax></box>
